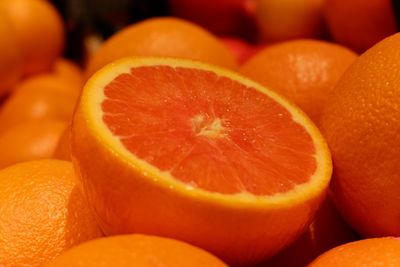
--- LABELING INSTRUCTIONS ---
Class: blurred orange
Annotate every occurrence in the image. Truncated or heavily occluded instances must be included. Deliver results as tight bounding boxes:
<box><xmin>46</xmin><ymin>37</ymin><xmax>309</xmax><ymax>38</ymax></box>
<box><xmin>0</xmin><ymin>74</ymin><xmax>80</xmax><ymax>131</ymax></box>
<box><xmin>0</xmin><ymin>14</ymin><xmax>22</xmax><ymax>96</ymax></box>
<box><xmin>219</xmin><ymin>36</ymin><xmax>263</xmax><ymax>64</ymax></box>
<box><xmin>0</xmin><ymin>0</ymin><xmax>65</xmax><ymax>75</ymax></box>
<box><xmin>255</xmin><ymin>0</ymin><xmax>326</xmax><ymax>42</ymax></box>
<box><xmin>0</xmin><ymin>159</ymin><xmax>103</xmax><ymax>266</ymax></box>
<box><xmin>85</xmin><ymin>17</ymin><xmax>238</xmax><ymax>78</ymax></box>
<box><xmin>51</xmin><ymin>58</ymin><xmax>84</xmax><ymax>87</ymax></box>
<box><xmin>53</xmin><ymin>126</ymin><xmax>71</xmax><ymax>161</ymax></box>
<box><xmin>169</xmin><ymin>0</ymin><xmax>257</xmax><ymax>40</ymax></box>
<box><xmin>0</xmin><ymin>119</ymin><xmax>66</xmax><ymax>169</ymax></box>
<box><xmin>324</xmin><ymin>0</ymin><xmax>397</xmax><ymax>53</ymax></box>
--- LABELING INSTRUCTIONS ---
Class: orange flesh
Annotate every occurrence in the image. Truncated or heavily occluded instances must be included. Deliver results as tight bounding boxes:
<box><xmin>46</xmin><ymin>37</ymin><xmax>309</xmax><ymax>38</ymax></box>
<box><xmin>102</xmin><ymin>66</ymin><xmax>316</xmax><ymax>195</ymax></box>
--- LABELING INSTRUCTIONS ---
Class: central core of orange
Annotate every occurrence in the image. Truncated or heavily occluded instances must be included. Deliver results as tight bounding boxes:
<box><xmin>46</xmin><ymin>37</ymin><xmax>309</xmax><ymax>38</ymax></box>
<box><xmin>192</xmin><ymin>115</ymin><xmax>228</xmax><ymax>139</ymax></box>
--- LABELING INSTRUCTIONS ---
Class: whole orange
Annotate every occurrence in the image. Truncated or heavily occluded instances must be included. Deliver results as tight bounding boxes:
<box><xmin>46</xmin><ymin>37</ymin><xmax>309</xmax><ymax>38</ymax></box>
<box><xmin>255</xmin><ymin>0</ymin><xmax>326</xmax><ymax>42</ymax></box>
<box><xmin>0</xmin><ymin>74</ymin><xmax>80</xmax><ymax>131</ymax></box>
<box><xmin>0</xmin><ymin>159</ymin><xmax>103</xmax><ymax>267</ymax></box>
<box><xmin>85</xmin><ymin>17</ymin><xmax>238</xmax><ymax>78</ymax></box>
<box><xmin>239</xmin><ymin>39</ymin><xmax>357</xmax><ymax>124</ymax></box>
<box><xmin>324</xmin><ymin>0</ymin><xmax>397</xmax><ymax>53</ymax></box>
<box><xmin>0</xmin><ymin>119</ymin><xmax>66</xmax><ymax>169</ymax></box>
<box><xmin>0</xmin><ymin>0</ymin><xmax>65</xmax><ymax>75</ymax></box>
<box><xmin>308</xmin><ymin>237</ymin><xmax>400</xmax><ymax>266</ymax></box>
<box><xmin>320</xmin><ymin>33</ymin><xmax>400</xmax><ymax>237</ymax></box>
<box><xmin>0</xmin><ymin>14</ymin><xmax>22</xmax><ymax>96</ymax></box>
<box><xmin>46</xmin><ymin>234</ymin><xmax>228</xmax><ymax>267</ymax></box>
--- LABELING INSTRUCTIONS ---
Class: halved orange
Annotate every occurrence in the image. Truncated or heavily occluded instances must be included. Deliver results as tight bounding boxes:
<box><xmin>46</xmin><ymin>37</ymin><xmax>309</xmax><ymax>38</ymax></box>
<box><xmin>71</xmin><ymin>57</ymin><xmax>332</xmax><ymax>265</ymax></box>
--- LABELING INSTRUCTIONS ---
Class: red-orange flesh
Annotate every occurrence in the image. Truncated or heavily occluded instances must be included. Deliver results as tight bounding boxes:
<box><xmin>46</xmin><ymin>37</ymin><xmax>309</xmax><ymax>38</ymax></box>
<box><xmin>102</xmin><ymin>66</ymin><xmax>316</xmax><ymax>195</ymax></box>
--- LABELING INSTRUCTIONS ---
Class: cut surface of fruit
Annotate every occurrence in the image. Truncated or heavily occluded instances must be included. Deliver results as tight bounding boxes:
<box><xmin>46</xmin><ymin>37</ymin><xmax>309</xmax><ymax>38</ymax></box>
<box><xmin>72</xmin><ymin>57</ymin><xmax>331</xmax><ymax>265</ymax></box>
<box><xmin>103</xmin><ymin>65</ymin><xmax>317</xmax><ymax>196</ymax></box>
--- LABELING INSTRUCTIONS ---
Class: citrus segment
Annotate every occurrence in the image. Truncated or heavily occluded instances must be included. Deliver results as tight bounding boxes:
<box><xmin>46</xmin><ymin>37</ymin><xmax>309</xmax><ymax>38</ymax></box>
<box><xmin>72</xmin><ymin>57</ymin><xmax>332</xmax><ymax>265</ymax></box>
<box><xmin>102</xmin><ymin>65</ymin><xmax>317</xmax><ymax>195</ymax></box>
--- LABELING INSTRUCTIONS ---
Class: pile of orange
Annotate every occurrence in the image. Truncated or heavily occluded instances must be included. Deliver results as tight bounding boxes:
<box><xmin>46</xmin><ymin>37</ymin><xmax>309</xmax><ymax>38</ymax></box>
<box><xmin>1</xmin><ymin>0</ymin><xmax>400</xmax><ymax>266</ymax></box>
<box><xmin>0</xmin><ymin>0</ymin><xmax>82</xmax><ymax>169</ymax></box>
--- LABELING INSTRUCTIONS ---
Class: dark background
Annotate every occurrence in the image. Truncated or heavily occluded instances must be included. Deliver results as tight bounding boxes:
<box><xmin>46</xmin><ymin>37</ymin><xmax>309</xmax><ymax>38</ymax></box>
<box><xmin>52</xmin><ymin>0</ymin><xmax>170</xmax><ymax>62</ymax></box>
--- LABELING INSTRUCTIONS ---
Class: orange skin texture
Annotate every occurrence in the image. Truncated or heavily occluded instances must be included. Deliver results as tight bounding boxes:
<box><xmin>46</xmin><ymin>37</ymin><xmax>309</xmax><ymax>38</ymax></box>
<box><xmin>255</xmin><ymin>0</ymin><xmax>326</xmax><ymax>42</ymax></box>
<box><xmin>320</xmin><ymin>33</ymin><xmax>400</xmax><ymax>237</ymax></box>
<box><xmin>0</xmin><ymin>74</ymin><xmax>80</xmax><ymax>132</ymax></box>
<box><xmin>0</xmin><ymin>159</ymin><xmax>103</xmax><ymax>267</ymax></box>
<box><xmin>0</xmin><ymin>14</ymin><xmax>22</xmax><ymax>96</ymax></box>
<box><xmin>324</xmin><ymin>0</ymin><xmax>397</xmax><ymax>53</ymax></box>
<box><xmin>263</xmin><ymin>196</ymin><xmax>359</xmax><ymax>267</ymax></box>
<box><xmin>85</xmin><ymin>17</ymin><xmax>238</xmax><ymax>78</ymax></box>
<box><xmin>239</xmin><ymin>39</ymin><xmax>357</xmax><ymax>124</ymax></box>
<box><xmin>308</xmin><ymin>237</ymin><xmax>400</xmax><ymax>266</ymax></box>
<box><xmin>0</xmin><ymin>119</ymin><xmax>66</xmax><ymax>169</ymax></box>
<box><xmin>46</xmin><ymin>234</ymin><xmax>228</xmax><ymax>267</ymax></box>
<box><xmin>53</xmin><ymin>125</ymin><xmax>71</xmax><ymax>161</ymax></box>
<box><xmin>0</xmin><ymin>0</ymin><xmax>65</xmax><ymax>75</ymax></box>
